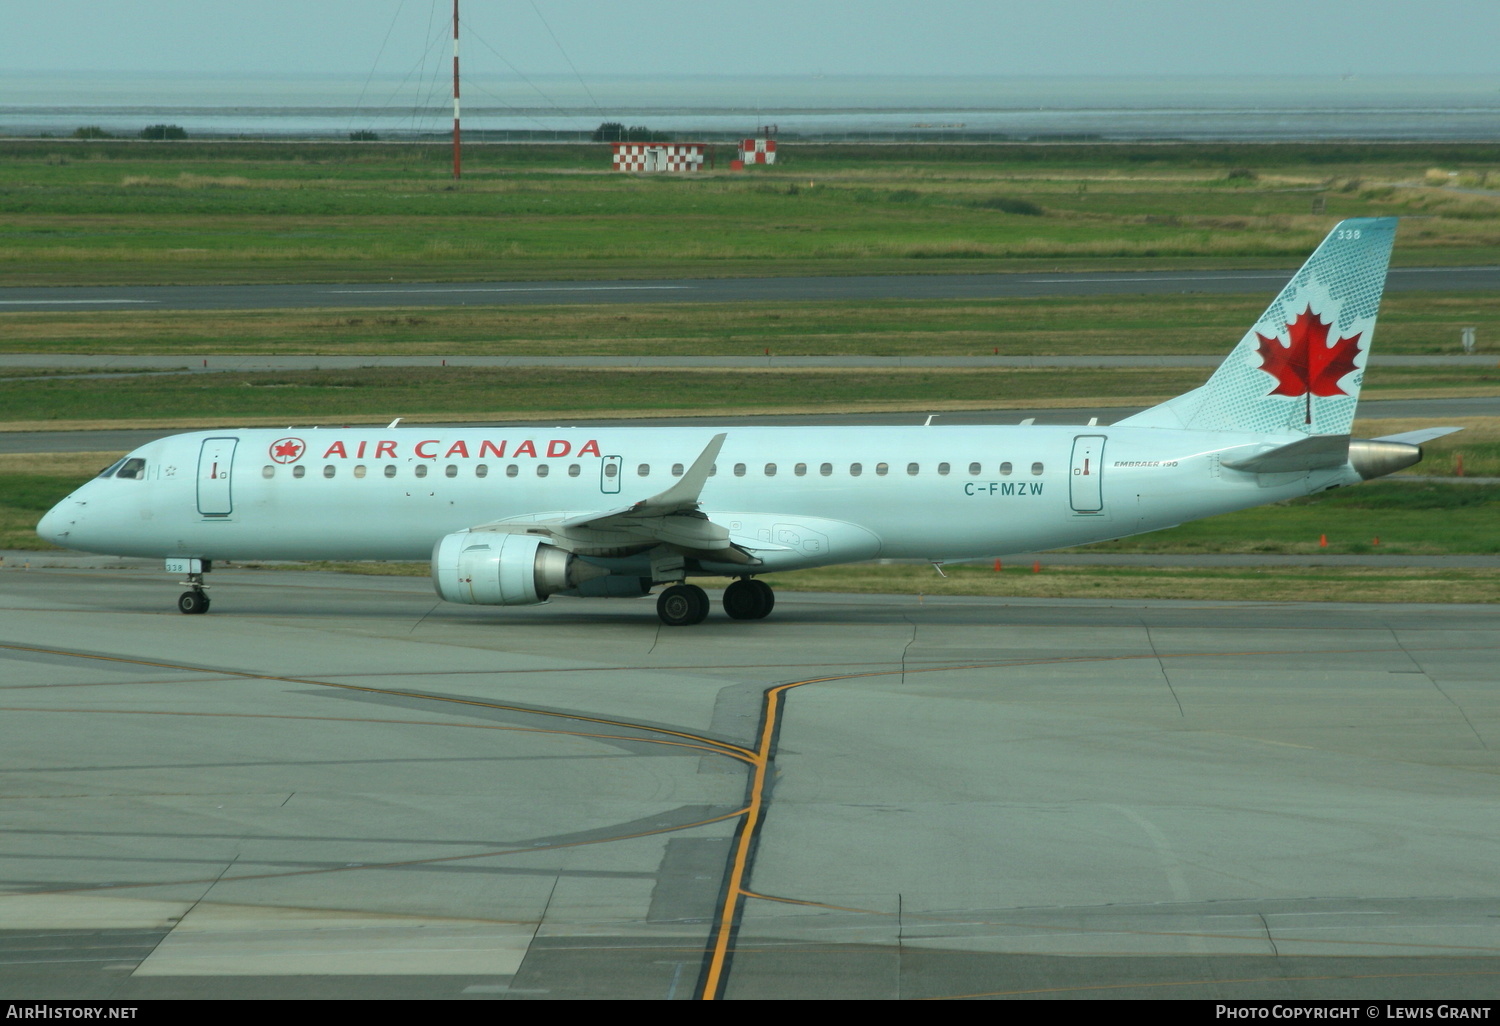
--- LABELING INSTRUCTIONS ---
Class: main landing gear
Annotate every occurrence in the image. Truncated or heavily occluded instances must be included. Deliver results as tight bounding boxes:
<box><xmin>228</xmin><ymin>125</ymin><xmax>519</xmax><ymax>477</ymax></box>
<box><xmin>654</xmin><ymin>578</ymin><xmax>775</xmax><ymax>626</ymax></box>
<box><xmin>722</xmin><ymin>577</ymin><xmax>774</xmax><ymax>621</ymax></box>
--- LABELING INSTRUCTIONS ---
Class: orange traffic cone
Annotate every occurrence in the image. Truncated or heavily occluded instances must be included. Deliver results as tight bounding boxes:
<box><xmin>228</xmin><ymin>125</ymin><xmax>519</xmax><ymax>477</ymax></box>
<box><xmin>1032</xmin><ymin>560</ymin><xmax>1042</xmax><ymax>573</ymax></box>
<box><xmin>993</xmin><ymin>559</ymin><xmax>1002</xmax><ymax>572</ymax></box>
<box><xmin>1319</xmin><ymin>534</ymin><xmax>1327</xmax><ymax>548</ymax></box>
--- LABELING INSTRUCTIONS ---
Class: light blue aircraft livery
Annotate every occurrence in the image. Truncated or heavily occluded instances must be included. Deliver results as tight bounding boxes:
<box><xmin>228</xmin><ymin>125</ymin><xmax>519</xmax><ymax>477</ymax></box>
<box><xmin>39</xmin><ymin>218</ymin><xmax>1457</xmax><ymax>626</ymax></box>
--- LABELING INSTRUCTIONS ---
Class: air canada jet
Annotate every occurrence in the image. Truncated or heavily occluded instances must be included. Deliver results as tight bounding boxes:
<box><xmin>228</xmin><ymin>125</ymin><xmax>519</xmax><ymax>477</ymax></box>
<box><xmin>38</xmin><ymin>218</ymin><xmax>1457</xmax><ymax>626</ymax></box>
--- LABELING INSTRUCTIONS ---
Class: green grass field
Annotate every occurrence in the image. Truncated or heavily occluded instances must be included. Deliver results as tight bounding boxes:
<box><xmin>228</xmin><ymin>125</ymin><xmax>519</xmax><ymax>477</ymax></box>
<box><xmin>3</xmin><ymin>292</ymin><xmax>1497</xmax><ymax>358</ymax></box>
<box><xmin>3</xmin><ymin>140</ymin><xmax>1498</xmax><ymax>285</ymax></box>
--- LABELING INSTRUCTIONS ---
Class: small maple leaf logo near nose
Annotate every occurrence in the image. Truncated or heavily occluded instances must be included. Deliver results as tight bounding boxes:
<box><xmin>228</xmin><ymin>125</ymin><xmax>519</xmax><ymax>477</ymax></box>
<box><xmin>269</xmin><ymin>437</ymin><xmax>306</xmax><ymax>463</ymax></box>
<box><xmin>1256</xmin><ymin>306</ymin><xmax>1362</xmax><ymax>397</ymax></box>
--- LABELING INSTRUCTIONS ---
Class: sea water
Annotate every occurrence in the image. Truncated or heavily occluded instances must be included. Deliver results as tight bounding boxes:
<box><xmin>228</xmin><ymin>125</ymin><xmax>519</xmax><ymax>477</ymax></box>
<box><xmin>2</xmin><ymin>72</ymin><xmax>1499</xmax><ymax>142</ymax></box>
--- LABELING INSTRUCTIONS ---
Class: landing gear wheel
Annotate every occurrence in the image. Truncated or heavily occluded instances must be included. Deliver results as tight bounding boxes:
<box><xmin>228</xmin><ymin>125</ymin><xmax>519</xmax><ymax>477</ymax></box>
<box><xmin>177</xmin><ymin>590</ymin><xmax>210</xmax><ymax>615</ymax></box>
<box><xmin>656</xmin><ymin>583</ymin><xmax>709</xmax><ymax>626</ymax></box>
<box><xmin>723</xmin><ymin>578</ymin><xmax>775</xmax><ymax>620</ymax></box>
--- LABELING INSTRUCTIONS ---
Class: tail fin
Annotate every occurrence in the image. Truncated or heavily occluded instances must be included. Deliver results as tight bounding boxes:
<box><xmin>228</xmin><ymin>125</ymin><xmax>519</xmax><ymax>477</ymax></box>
<box><xmin>1117</xmin><ymin>217</ymin><xmax>1397</xmax><ymax>435</ymax></box>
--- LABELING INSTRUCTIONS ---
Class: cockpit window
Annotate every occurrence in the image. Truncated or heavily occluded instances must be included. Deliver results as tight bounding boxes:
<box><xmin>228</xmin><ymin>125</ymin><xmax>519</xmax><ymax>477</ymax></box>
<box><xmin>114</xmin><ymin>458</ymin><xmax>147</xmax><ymax>480</ymax></box>
<box><xmin>96</xmin><ymin>458</ymin><xmax>127</xmax><ymax>479</ymax></box>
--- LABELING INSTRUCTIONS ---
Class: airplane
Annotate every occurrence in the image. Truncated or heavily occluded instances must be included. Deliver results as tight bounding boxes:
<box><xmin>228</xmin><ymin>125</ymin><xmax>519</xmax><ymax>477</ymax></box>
<box><xmin>37</xmin><ymin>217</ymin><xmax>1459</xmax><ymax>626</ymax></box>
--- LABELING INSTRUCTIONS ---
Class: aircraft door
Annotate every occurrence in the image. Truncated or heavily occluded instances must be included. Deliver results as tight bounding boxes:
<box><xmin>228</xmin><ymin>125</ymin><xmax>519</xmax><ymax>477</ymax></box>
<box><xmin>1069</xmin><ymin>434</ymin><xmax>1105</xmax><ymax>514</ymax></box>
<box><xmin>197</xmin><ymin>437</ymin><xmax>238</xmax><ymax>516</ymax></box>
<box><xmin>600</xmin><ymin>455</ymin><xmax>622</xmax><ymax>494</ymax></box>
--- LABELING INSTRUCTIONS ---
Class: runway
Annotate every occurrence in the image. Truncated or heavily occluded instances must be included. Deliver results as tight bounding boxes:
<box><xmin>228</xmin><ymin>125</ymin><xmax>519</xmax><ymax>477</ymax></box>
<box><xmin>2</xmin><ymin>566</ymin><xmax>1496</xmax><ymax>1000</ymax></box>
<box><xmin>2</xmin><ymin>264</ymin><xmax>1499</xmax><ymax>312</ymax></box>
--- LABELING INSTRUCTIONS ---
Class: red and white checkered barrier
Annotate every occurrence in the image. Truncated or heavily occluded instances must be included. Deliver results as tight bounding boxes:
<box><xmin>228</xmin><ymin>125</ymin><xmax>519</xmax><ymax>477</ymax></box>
<box><xmin>611</xmin><ymin>143</ymin><xmax>706</xmax><ymax>172</ymax></box>
<box><xmin>739</xmin><ymin>139</ymin><xmax>777</xmax><ymax>165</ymax></box>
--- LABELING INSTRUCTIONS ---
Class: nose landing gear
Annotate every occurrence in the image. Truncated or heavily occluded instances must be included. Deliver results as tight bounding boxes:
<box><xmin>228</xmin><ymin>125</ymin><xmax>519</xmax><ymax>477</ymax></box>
<box><xmin>177</xmin><ymin>588</ymin><xmax>210</xmax><ymax>615</ymax></box>
<box><xmin>167</xmin><ymin>558</ymin><xmax>212</xmax><ymax>615</ymax></box>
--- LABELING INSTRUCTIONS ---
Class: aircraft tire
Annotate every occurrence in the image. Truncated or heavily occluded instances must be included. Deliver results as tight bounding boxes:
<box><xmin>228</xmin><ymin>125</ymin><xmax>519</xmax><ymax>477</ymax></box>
<box><xmin>749</xmin><ymin>579</ymin><xmax>774</xmax><ymax>618</ymax></box>
<box><xmin>723</xmin><ymin>578</ymin><xmax>774</xmax><ymax>620</ymax></box>
<box><xmin>178</xmin><ymin>590</ymin><xmax>209</xmax><ymax>615</ymax></box>
<box><xmin>657</xmin><ymin>584</ymin><xmax>709</xmax><ymax>626</ymax></box>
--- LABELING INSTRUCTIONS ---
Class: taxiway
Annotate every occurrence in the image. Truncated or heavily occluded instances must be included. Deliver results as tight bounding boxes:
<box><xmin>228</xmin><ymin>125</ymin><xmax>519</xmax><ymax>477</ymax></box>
<box><xmin>1</xmin><ymin>567</ymin><xmax>1496</xmax><ymax>1000</ymax></box>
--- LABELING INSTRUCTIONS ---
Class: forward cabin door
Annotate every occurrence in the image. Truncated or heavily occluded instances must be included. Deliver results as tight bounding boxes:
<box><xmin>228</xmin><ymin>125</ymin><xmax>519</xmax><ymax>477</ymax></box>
<box><xmin>1069</xmin><ymin>435</ymin><xmax>1105</xmax><ymax>514</ymax></box>
<box><xmin>197</xmin><ymin>437</ymin><xmax>238</xmax><ymax>516</ymax></box>
<box><xmin>600</xmin><ymin>455</ymin><xmax>622</xmax><ymax>494</ymax></box>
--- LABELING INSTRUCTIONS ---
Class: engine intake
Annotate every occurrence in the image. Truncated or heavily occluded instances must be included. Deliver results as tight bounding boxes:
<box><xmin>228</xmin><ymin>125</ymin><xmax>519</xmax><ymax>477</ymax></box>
<box><xmin>432</xmin><ymin>532</ymin><xmax>606</xmax><ymax>606</ymax></box>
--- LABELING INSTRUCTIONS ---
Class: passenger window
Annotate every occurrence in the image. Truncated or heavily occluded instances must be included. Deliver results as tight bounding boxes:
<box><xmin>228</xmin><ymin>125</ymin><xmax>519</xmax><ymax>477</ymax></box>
<box><xmin>794</xmin><ymin>463</ymin><xmax>807</xmax><ymax>476</ymax></box>
<box><xmin>475</xmin><ymin>464</ymin><xmax>488</xmax><ymax>478</ymax></box>
<box><xmin>444</xmin><ymin>465</ymin><xmax>457</xmax><ymax>478</ymax></box>
<box><xmin>672</xmin><ymin>463</ymin><xmax>684</xmax><ymax>477</ymax></box>
<box><xmin>734</xmin><ymin>463</ymin><xmax>746</xmax><ymax>477</ymax></box>
<box><xmin>384</xmin><ymin>465</ymin><xmax>397</xmax><ymax>478</ymax></box>
<box><xmin>537</xmin><ymin>464</ymin><xmax>549</xmax><ymax>477</ymax></box>
<box><xmin>414</xmin><ymin>465</ymin><xmax>428</xmax><ymax>479</ymax></box>
<box><xmin>115</xmin><ymin>458</ymin><xmax>146</xmax><ymax>480</ymax></box>
<box><xmin>1031</xmin><ymin>461</ymin><xmax>1044</xmax><ymax>475</ymax></box>
<box><xmin>354</xmin><ymin>465</ymin><xmax>367</xmax><ymax>479</ymax></box>
<box><xmin>323</xmin><ymin>465</ymin><xmax>336</xmax><ymax>479</ymax></box>
<box><xmin>938</xmin><ymin>462</ymin><xmax>950</xmax><ymax>476</ymax></box>
<box><xmin>968</xmin><ymin>462</ymin><xmax>981</xmax><ymax>475</ymax></box>
<box><xmin>850</xmin><ymin>463</ymin><xmax>862</xmax><ymax>477</ymax></box>
<box><xmin>907</xmin><ymin>462</ymin><xmax>919</xmax><ymax>476</ymax></box>
<box><xmin>999</xmin><ymin>462</ymin><xmax>1013</xmax><ymax>476</ymax></box>
<box><xmin>293</xmin><ymin>465</ymin><xmax>306</xmax><ymax>479</ymax></box>
<box><xmin>603</xmin><ymin>463</ymin><xmax>617</xmax><ymax>479</ymax></box>
<box><xmin>708</xmin><ymin>464</ymin><xmax>717</xmax><ymax>477</ymax></box>
<box><xmin>764</xmin><ymin>463</ymin><xmax>776</xmax><ymax>477</ymax></box>
<box><xmin>875</xmin><ymin>463</ymin><xmax>889</xmax><ymax>476</ymax></box>
<box><xmin>638</xmin><ymin>464</ymin><xmax>650</xmax><ymax>477</ymax></box>
<box><xmin>568</xmin><ymin>464</ymin><xmax>580</xmax><ymax>477</ymax></box>
<box><xmin>262</xmin><ymin>466</ymin><xmax>275</xmax><ymax>479</ymax></box>
<box><xmin>819</xmin><ymin>463</ymin><xmax>832</xmax><ymax>476</ymax></box>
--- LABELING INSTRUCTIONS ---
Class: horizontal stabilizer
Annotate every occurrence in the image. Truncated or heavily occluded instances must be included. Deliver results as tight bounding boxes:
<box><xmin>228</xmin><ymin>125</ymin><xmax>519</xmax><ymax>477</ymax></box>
<box><xmin>1221</xmin><ymin>434</ymin><xmax>1350</xmax><ymax>474</ymax></box>
<box><xmin>1373</xmin><ymin>427</ymin><xmax>1463</xmax><ymax>445</ymax></box>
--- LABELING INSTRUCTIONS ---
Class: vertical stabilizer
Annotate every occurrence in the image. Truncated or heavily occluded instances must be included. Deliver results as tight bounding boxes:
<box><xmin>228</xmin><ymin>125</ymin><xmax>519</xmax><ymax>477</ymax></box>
<box><xmin>1117</xmin><ymin>218</ymin><xmax>1397</xmax><ymax>435</ymax></box>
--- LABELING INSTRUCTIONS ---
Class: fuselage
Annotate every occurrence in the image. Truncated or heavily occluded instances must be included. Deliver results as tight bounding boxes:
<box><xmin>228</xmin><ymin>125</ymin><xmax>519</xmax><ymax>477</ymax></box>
<box><xmin>38</xmin><ymin>423</ymin><xmax>1358</xmax><ymax>569</ymax></box>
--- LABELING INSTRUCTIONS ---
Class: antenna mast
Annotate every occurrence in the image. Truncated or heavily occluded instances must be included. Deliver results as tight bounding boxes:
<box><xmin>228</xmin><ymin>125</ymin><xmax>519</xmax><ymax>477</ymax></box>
<box><xmin>452</xmin><ymin>0</ymin><xmax>461</xmax><ymax>179</ymax></box>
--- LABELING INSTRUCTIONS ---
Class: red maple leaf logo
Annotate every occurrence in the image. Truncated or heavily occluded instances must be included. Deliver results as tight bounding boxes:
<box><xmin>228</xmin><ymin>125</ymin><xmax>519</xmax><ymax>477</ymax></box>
<box><xmin>1255</xmin><ymin>306</ymin><xmax>1362</xmax><ymax>398</ymax></box>
<box><xmin>269</xmin><ymin>437</ymin><xmax>305</xmax><ymax>464</ymax></box>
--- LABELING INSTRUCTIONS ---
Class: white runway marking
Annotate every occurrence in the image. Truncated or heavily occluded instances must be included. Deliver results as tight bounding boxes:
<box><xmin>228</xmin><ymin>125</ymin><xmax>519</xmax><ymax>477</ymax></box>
<box><xmin>325</xmin><ymin>285</ymin><xmax>694</xmax><ymax>295</ymax></box>
<box><xmin>0</xmin><ymin>299</ymin><xmax>157</xmax><ymax>305</ymax></box>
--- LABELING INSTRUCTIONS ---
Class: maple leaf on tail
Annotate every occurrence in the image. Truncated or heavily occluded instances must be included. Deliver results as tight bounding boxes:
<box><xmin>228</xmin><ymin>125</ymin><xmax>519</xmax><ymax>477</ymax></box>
<box><xmin>1255</xmin><ymin>305</ymin><xmax>1363</xmax><ymax>398</ymax></box>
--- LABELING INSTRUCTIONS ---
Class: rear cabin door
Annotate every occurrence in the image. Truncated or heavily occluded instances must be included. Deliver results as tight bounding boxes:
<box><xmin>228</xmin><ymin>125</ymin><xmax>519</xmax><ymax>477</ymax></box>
<box><xmin>1069</xmin><ymin>435</ymin><xmax>1105</xmax><ymax>514</ymax></box>
<box><xmin>197</xmin><ymin>437</ymin><xmax>238</xmax><ymax>516</ymax></box>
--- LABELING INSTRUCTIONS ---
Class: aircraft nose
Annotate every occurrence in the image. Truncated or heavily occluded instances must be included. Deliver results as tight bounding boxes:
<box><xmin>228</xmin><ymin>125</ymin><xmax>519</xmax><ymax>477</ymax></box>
<box><xmin>36</xmin><ymin>499</ymin><xmax>78</xmax><ymax>547</ymax></box>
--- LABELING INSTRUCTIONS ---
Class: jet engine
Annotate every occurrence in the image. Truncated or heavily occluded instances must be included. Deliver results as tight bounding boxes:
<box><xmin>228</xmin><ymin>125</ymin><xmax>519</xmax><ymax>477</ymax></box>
<box><xmin>1348</xmin><ymin>439</ymin><xmax>1423</xmax><ymax>480</ymax></box>
<box><xmin>432</xmin><ymin>532</ymin><xmax>607</xmax><ymax>606</ymax></box>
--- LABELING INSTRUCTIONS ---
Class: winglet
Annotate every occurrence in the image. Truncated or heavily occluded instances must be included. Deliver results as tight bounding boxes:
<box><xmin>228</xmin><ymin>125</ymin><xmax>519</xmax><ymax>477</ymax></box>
<box><xmin>631</xmin><ymin>432</ymin><xmax>726</xmax><ymax>515</ymax></box>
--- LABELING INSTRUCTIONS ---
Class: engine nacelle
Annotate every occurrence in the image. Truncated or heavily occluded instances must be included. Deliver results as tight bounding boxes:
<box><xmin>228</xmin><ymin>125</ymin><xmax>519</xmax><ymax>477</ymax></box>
<box><xmin>431</xmin><ymin>532</ymin><xmax>606</xmax><ymax>606</ymax></box>
<box><xmin>1349</xmin><ymin>439</ymin><xmax>1423</xmax><ymax>480</ymax></box>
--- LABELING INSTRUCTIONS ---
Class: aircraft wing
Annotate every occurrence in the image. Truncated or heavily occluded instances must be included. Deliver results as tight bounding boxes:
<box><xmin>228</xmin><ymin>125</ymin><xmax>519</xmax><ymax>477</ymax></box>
<box><xmin>471</xmin><ymin>433</ymin><xmax>759</xmax><ymax>565</ymax></box>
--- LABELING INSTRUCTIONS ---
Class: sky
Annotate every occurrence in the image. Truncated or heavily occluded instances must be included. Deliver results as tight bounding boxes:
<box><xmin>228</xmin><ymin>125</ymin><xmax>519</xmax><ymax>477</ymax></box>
<box><xmin>2</xmin><ymin>0</ymin><xmax>1498</xmax><ymax>80</ymax></box>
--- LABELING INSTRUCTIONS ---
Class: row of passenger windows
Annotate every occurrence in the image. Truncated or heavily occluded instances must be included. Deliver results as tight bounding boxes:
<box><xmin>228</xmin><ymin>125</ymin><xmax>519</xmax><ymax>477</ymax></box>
<box><xmin>261</xmin><ymin>460</ymin><xmax>1047</xmax><ymax>480</ymax></box>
